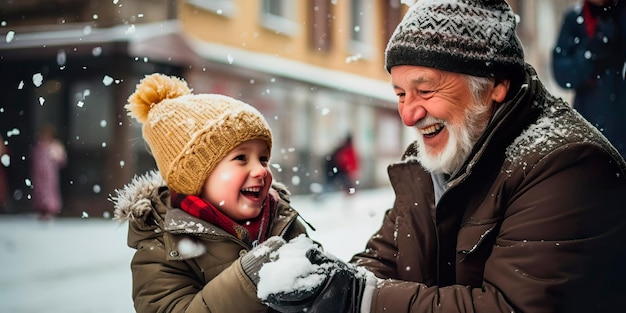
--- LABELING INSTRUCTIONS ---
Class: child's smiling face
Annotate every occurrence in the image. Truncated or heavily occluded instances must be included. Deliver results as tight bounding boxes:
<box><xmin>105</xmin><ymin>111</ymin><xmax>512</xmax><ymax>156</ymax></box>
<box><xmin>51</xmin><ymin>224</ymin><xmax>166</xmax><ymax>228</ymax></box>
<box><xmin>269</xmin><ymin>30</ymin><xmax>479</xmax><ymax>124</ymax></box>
<box><xmin>201</xmin><ymin>139</ymin><xmax>272</xmax><ymax>222</ymax></box>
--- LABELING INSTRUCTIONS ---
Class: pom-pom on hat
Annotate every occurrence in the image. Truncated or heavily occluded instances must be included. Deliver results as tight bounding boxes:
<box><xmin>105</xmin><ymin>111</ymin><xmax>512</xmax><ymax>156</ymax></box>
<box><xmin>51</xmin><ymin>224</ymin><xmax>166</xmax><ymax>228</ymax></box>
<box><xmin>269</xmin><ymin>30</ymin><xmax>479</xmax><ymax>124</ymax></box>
<box><xmin>126</xmin><ymin>73</ymin><xmax>273</xmax><ymax>195</ymax></box>
<box><xmin>385</xmin><ymin>0</ymin><xmax>525</xmax><ymax>80</ymax></box>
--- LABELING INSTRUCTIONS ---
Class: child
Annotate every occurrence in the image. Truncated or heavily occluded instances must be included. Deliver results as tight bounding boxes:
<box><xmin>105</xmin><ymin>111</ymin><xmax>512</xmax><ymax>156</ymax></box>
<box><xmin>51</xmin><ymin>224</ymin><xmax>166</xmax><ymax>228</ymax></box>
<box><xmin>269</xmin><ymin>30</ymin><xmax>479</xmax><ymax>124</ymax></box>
<box><xmin>111</xmin><ymin>73</ymin><xmax>310</xmax><ymax>312</ymax></box>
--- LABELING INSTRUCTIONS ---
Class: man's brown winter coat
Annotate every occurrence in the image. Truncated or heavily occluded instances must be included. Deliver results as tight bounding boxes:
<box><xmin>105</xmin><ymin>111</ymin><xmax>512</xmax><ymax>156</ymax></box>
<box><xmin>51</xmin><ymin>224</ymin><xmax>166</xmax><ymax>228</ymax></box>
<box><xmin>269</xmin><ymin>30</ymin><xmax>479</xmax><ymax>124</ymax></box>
<box><xmin>351</xmin><ymin>65</ymin><xmax>626</xmax><ymax>313</ymax></box>
<box><xmin>113</xmin><ymin>171</ymin><xmax>308</xmax><ymax>313</ymax></box>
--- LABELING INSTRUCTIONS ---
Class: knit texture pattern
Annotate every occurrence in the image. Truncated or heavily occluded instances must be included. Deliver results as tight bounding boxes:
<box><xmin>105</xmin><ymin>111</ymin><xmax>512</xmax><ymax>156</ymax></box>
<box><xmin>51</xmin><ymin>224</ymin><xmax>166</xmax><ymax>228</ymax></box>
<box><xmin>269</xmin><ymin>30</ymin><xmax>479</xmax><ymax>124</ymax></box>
<box><xmin>385</xmin><ymin>0</ymin><xmax>525</xmax><ymax>79</ymax></box>
<box><xmin>125</xmin><ymin>73</ymin><xmax>272</xmax><ymax>195</ymax></box>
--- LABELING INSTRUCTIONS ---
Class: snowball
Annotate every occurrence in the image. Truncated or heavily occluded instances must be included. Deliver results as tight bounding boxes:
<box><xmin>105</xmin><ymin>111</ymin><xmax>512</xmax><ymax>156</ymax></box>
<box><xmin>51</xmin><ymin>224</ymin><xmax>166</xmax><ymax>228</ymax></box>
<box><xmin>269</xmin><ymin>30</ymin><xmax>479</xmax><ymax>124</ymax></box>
<box><xmin>257</xmin><ymin>235</ymin><xmax>327</xmax><ymax>299</ymax></box>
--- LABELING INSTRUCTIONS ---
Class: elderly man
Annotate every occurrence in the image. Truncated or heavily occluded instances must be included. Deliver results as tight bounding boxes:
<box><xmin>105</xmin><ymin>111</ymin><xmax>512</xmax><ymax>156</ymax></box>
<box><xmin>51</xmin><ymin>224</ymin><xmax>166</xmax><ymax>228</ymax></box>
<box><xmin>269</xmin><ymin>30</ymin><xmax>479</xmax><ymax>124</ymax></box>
<box><xmin>241</xmin><ymin>0</ymin><xmax>626</xmax><ymax>312</ymax></box>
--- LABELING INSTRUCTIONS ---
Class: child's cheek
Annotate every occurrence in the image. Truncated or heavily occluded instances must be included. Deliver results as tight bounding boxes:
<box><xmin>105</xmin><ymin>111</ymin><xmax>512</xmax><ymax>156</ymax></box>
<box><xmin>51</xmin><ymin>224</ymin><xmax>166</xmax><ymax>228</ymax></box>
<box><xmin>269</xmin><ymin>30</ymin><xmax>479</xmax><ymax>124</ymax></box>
<box><xmin>220</xmin><ymin>172</ymin><xmax>232</xmax><ymax>181</ymax></box>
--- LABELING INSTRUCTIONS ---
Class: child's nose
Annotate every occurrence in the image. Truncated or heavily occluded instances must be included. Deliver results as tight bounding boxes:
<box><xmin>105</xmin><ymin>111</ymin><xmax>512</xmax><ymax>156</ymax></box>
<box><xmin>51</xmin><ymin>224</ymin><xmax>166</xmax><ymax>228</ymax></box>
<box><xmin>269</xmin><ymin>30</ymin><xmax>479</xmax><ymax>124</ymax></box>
<box><xmin>251</xmin><ymin>163</ymin><xmax>268</xmax><ymax>178</ymax></box>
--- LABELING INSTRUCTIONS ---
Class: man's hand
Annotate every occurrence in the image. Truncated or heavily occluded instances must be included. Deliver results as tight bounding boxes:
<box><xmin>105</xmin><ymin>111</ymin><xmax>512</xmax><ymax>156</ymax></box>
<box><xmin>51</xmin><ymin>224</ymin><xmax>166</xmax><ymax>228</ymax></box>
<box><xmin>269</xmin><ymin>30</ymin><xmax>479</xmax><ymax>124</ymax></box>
<box><xmin>261</xmin><ymin>247</ymin><xmax>378</xmax><ymax>313</ymax></box>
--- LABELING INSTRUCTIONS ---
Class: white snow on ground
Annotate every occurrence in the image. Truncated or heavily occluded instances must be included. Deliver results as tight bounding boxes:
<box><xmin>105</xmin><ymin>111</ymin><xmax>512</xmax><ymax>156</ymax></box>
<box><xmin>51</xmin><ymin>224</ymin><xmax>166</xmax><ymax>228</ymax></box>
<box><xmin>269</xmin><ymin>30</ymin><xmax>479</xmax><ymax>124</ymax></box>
<box><xmin>0</xmin><ymin>186</ymin><xmax>394</xmax><ymax>313</ymax></box>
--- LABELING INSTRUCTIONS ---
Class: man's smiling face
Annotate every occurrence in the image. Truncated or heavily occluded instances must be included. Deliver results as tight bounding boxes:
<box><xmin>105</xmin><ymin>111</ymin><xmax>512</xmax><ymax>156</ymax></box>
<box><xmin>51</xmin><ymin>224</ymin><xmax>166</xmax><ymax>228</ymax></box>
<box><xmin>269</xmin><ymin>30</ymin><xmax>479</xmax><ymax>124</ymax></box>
<box><xmin>391</xmin><ymin>65</ymin><xmax>504</xmax><ymax>174</ymax></box>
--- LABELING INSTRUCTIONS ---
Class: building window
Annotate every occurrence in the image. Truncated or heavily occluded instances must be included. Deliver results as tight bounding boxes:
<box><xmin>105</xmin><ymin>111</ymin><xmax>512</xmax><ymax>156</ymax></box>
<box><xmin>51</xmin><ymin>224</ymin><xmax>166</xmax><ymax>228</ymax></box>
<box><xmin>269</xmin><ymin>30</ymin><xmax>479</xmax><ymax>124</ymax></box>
<box><xmin>187</xmin><ymin>0</ymin><xmax>237</xmax><ymax>17</ymax></box>
<box><xmin>308</xmin><ymin>0</ymin><xmax>333</xmax><ymax>52</ymax></box>
<box><xmin>261</xmin><ymin>0</ymin><xmax>298</xmax><ymax>36</ymax></box>
<box><xmin>349</xmin><ymin>0</ymin><xmax>374</xmax><ymax>58</ymax></box>
<box><xmin>382</xmin><ymin>0</ymin><xmax>403</xmax><ymax>45</ymax></box>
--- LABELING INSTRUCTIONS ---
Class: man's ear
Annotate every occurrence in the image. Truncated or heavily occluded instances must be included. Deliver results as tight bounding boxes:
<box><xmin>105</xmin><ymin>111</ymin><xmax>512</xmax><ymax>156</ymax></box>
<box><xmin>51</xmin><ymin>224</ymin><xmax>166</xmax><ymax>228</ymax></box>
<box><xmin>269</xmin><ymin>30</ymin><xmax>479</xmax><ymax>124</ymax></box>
<box><xmin>491</xmin><ymin>80</ymin><xmax>510</xmax><ymax>103</ymax></box>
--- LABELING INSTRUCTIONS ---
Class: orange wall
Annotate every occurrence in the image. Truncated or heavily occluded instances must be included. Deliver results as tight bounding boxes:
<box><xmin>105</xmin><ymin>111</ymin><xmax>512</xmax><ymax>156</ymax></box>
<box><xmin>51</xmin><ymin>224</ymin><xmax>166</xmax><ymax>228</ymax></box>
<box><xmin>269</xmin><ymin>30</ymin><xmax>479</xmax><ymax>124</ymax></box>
<box><xmin>178</xmin><ymin>1</ymin><xmax>391</xmax><ymax>82</ymax></box>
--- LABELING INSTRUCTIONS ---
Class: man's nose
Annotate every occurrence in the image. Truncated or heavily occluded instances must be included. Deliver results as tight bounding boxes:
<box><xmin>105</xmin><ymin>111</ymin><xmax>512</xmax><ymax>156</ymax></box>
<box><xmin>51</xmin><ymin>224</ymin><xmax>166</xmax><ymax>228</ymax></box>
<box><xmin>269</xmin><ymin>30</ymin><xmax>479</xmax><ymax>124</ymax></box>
<box><xmin>399</xmin><ymin>98</ymin><xmax>427</xmax><ymax>127</ymax></box>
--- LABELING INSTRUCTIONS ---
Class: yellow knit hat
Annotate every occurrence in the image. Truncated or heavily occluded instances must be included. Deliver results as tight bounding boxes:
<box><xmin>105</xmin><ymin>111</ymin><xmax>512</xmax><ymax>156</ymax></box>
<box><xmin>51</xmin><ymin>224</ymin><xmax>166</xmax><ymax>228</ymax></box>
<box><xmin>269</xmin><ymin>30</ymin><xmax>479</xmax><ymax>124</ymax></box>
<box><xmin>125</xmin><ymin>73</ymin><xmax>273</xmax><ymax>195</ymax></box>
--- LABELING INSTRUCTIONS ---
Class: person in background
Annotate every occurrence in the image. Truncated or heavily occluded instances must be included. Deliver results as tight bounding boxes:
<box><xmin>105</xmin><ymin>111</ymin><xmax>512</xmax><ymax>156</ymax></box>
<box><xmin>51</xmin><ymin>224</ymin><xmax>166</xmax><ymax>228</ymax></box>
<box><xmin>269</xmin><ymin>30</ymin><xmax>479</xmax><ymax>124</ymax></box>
<box><xmin>323</xmin><ymin>133</ymin><xmax>360</xmax><ymax>195</ymax></box>
<box><xmin>333</xmin><ymin>133</ymin><xmax>360</xmax><ymax>193</ymax></box>
<box><xmin>32</xmin><ymin>124</ymin><xmax>66</xmax><ymax>220</ymax></box>
<box><xmin>552</xmin><ymin>0</ymin><xmax>626</xmax><ymax>156</ymax></box>
<box><xmin>244</xmin><ymin>0</ymin><xmax>626</xmax><ymax>312</ymax></box>
<box><xmin>111</xmin><ymin>73</ymin><xmax>312</xmax><ymax>312</ymax></box>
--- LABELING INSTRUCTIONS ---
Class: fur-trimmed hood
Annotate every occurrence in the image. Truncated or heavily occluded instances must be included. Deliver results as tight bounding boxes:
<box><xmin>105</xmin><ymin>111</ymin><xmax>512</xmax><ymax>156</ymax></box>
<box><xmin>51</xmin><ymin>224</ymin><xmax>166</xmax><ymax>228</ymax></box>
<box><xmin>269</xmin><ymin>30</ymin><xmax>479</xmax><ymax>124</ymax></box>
<box><xmin>111</xmin><ymin>170</ymin><xmax>166</xmax><ymax>223</ymax></box>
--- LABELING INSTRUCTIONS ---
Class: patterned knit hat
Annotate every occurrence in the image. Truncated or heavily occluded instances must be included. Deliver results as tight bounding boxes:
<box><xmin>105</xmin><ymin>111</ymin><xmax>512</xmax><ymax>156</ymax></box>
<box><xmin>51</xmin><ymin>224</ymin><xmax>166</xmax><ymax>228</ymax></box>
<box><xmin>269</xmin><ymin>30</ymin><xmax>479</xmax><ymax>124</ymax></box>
<box><xmin>125</xmin><ymin>73</ymin><xmax>273</xmax><ymax>195</ymax></box>
<box><xmin>385</xmin><ymin>0</ymin><xmax>525</xmax><ymax>80</ymax></box>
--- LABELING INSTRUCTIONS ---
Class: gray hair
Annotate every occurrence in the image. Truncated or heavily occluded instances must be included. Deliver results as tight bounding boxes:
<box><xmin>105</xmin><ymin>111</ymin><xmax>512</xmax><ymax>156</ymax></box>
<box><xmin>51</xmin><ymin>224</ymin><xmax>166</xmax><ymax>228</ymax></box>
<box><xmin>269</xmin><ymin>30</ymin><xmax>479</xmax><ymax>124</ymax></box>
<box><xmin>463</xmin><ymin>75</ymin><xmax>495</xmax><ymax>106</ymax></box>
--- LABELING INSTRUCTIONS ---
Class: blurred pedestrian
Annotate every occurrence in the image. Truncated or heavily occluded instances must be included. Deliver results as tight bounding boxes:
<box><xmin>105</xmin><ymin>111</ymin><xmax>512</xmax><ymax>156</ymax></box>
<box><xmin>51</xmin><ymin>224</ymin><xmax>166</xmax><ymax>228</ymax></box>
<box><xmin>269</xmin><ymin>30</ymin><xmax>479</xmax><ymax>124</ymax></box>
<box><xmin>552</xmin><ymin>0</ymin><xmax>626</xmax><ymax>156</ymax></box>
<box><xmin>324</xmin><ymin>134</ymin><xmax>360</xmax><ymax>195</ymax></box>
<box><xmin>112</xmin><ymin>73</ymin><xmax>311</xmax><ymax>312</ymax></box>
<box><xmin>32</xmin><ymin>124</ymin><xmax>66</xmax><ymax>220</ymax></box>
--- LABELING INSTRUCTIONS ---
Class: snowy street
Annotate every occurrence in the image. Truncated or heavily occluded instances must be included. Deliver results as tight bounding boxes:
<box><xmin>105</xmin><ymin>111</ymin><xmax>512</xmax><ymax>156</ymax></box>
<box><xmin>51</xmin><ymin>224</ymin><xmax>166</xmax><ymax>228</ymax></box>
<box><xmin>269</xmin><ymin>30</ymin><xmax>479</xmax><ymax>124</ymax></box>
<box><xmin>0</xmin><ymin>187</ymin><xmax>394</xmax><ymax>313</ymax></box>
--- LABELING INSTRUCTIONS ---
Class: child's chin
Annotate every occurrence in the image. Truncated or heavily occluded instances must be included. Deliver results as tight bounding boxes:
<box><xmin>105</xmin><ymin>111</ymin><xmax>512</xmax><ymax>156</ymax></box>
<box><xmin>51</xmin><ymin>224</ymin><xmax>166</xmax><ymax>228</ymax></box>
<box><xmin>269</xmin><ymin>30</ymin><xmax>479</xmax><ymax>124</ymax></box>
<box><xmin>238</xmin><ymin>206</ymin><xmax>262</xmax><ymax>218</ymax></box>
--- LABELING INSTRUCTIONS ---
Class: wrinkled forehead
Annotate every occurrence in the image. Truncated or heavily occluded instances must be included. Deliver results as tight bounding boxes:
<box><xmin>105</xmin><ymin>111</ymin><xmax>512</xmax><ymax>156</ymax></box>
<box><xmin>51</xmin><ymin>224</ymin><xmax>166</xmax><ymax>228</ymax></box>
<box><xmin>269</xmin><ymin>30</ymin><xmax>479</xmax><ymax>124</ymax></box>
<box><xmin>391</xmin><ymin>65</ymin><xmax>458</xmax><ymax>87</ymax></box>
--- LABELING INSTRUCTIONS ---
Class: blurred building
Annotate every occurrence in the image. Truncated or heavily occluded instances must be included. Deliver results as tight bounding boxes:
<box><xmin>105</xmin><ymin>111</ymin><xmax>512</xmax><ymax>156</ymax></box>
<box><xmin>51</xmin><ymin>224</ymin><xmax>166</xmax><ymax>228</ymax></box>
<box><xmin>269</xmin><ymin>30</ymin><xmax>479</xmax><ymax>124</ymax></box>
<box><xmin>0</xmin><ymin>0</ymin><xmax>577</xmax><ymax>217</ymax></box>
<box><xmin>0</xmin><ymin>0</ymin><xmax>180</xmax><ymax>217</ymax></box>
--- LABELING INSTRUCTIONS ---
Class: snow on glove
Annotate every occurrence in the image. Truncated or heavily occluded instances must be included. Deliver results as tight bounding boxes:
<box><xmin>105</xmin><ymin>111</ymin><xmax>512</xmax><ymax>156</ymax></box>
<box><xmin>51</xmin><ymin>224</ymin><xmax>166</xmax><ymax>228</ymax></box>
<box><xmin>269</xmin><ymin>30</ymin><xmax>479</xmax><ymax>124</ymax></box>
<box><xmin>240</xmin><ymin>236</ymin><xmax>287</xmax><ymax>286</ymax></box>
<box><xmin>260</xmin><ymin>243</ymin><xmax>377</xmax><ymax>313</ymax></box>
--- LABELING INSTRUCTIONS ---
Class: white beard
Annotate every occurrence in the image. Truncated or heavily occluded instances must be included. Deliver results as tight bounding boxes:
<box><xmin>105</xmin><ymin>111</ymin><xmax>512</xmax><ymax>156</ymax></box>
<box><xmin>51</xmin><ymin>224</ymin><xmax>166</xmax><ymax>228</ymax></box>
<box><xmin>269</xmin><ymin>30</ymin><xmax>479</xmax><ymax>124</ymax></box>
<box><xmin>416</xmin><ymin>102</ymin><xmax>491</xmax><ymax>175</ymax></box>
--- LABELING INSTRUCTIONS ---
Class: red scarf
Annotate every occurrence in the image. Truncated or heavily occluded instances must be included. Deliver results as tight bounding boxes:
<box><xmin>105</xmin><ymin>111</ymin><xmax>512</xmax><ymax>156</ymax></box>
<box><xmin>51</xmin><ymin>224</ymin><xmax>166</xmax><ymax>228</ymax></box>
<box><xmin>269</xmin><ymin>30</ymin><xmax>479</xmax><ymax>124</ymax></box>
<box><xmin>170</xmin><ymin>190</ymin><xmax>272</xmax><ymax>245</ymax></box>
<box><xmin>583</xmin><ymin>1</ymin><xmax>599</xmax><ymax>38</ymax></box>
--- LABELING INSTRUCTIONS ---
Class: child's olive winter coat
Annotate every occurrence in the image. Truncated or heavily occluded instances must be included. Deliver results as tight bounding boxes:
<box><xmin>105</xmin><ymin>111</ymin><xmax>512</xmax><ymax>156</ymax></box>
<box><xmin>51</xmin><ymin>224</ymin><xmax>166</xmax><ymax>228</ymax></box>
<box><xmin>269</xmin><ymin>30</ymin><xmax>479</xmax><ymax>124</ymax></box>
<box><xmin>112</xmin><ymin>171</ymin><xmax>309</xmax><ymax>313</ymax></box>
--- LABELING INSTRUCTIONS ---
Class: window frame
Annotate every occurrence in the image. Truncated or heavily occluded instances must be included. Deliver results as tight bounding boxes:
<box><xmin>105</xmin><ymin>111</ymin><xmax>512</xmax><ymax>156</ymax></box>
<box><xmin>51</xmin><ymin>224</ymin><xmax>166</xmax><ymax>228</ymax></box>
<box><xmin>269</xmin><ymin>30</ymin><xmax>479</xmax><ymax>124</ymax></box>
<box><xmin>186</xmin><ymin>0</ymin><xmax>237</xmax><ymax>17</ymax></box>
<box><xmin>349</xmin><ymin>0</ymin><xmax>375</xmax><ymax>59</ymax></box>
<box><xmin>260</xmin><ymin>0</ymin><xmax>298</xmax><ymax>36</ymax></box>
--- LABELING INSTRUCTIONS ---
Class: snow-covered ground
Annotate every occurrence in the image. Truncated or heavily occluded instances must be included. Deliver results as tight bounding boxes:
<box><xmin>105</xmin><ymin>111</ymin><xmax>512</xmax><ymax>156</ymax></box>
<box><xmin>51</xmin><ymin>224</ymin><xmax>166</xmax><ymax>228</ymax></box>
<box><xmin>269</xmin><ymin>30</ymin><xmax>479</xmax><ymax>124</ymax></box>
<box><xmin>0</xmin><ymin>186</ymin><xmax>394</xmax><ymax>313</ymax></box>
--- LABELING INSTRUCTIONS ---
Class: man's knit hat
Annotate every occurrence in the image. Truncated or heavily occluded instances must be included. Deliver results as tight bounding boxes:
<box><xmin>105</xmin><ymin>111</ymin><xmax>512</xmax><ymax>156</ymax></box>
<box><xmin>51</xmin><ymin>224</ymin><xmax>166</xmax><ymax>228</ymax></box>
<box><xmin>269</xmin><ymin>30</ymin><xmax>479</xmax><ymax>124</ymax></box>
<box><xmin>125</xmin><ymin>73</ymin><xmax>273</xmax><ymax>196</ymax></box>
<box><xmin>385</xmin><ymin>0</ymin><xmax>525</xmax><ymax>80</ymax></box>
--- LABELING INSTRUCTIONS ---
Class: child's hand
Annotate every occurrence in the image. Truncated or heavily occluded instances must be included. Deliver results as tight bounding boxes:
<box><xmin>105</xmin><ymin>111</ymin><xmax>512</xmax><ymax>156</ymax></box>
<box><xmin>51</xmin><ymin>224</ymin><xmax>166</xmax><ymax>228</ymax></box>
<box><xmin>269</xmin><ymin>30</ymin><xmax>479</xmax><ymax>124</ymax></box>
<box><xmin>240</xmin><ymin>236</ymin><xmax>286</xmax><ymax>286</ymax></box>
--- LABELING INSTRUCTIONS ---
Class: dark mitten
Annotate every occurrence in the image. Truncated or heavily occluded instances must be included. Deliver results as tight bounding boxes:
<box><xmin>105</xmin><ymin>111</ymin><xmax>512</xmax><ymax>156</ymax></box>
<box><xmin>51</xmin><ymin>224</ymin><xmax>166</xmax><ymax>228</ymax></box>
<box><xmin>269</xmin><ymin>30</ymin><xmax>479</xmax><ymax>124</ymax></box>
<box><xmin>240</xmin><ymin>236</ymin><xmax>286</xmax><ymax>286</ymax></box>
<box><xmin>264</xmin><ymin>249</ymin><xmax>371</xmax><ymax>313</ymax></box>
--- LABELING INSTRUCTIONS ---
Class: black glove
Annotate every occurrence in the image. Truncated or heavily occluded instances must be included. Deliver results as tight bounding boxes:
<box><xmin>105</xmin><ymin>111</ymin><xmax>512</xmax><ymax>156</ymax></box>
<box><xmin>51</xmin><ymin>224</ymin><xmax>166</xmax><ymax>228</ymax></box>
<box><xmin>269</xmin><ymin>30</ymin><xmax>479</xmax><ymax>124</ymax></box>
<box><xmin>264</xmin><ymin>248</ymin><xmax>371</xmax><ymax>313</ymax></box>
<box><xmin>240</xmin><ymin>236</ymin><xmax>286</xmax><ymax>286</ymax></box>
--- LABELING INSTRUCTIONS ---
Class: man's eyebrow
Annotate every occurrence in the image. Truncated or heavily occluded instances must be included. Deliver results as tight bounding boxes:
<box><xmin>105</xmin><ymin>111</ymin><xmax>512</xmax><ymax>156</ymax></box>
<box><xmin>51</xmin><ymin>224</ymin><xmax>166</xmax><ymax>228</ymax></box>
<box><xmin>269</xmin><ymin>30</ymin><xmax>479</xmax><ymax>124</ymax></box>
<box><xmin>411</xmin><ymin>76</ymin><xmax>430</xmax><ymax>84</ymax></box>
<box><xmin>392</xmin><ymin>76</ymin><xmax>430</xmax><ymax>89</ymax></box>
